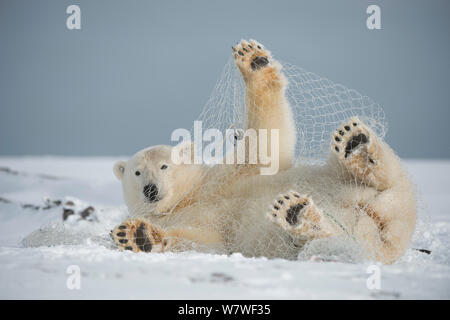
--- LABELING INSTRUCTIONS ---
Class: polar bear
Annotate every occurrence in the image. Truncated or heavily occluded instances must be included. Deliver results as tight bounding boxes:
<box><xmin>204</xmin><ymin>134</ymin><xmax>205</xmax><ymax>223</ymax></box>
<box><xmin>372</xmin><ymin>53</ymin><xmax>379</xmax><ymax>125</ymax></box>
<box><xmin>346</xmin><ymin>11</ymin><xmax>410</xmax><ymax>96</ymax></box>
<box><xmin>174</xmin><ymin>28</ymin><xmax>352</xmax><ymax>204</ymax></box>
<box><xmin>111</xmin><ymin>40</ymin><xmax>416</xmax><ymax>264</ymax></box>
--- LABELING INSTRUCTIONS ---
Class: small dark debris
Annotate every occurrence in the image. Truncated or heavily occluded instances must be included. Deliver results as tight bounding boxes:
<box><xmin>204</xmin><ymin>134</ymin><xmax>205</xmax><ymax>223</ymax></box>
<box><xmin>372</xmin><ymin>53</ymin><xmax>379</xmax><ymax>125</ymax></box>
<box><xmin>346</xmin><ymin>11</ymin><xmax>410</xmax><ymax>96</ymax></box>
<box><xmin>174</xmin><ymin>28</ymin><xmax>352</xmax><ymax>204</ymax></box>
<box><xmin>190</xmin><ymin>272</ymin><xmax>234</xmax><ymax>284</ymax></box>
<box><xmin>63</xmin><ymin>208</ymin><xmax>75</xmax><ymax>220</ymax></box>
<box><xmin>0</xmin><ymin>197</ymin><xmax>12</xmax><ymax>204</ymax></box>
<box><xmin>80</xmin><ymin>206</ymin><xmax>95</xmax><ymax>219</ymax></box>
<box><xmin>22</xmin><ymin>204</ymin><xmax>40</xmax><ymax>210</ymax></box>
<box><xmin>413</xmin><ymin>248</ymin><xmax>431</xmax><ymax>255</ymax></box>
<box><xmin>210</xmin><ymin>272</ymin><xmax>234</xmax><ymax>283</ymax></box>
<box><xmin>0</xmin><ymin>167</ymin><xmax>19</xmax><ymax>175</ymax></box>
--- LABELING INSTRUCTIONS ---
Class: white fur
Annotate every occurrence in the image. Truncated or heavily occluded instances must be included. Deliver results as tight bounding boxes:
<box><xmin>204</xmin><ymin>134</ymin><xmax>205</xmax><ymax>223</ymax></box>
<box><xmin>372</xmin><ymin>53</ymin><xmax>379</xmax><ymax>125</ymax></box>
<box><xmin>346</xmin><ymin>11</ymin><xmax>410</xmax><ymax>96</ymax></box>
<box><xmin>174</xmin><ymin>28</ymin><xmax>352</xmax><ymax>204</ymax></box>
<box><xmin>113</xmin><ymin>40</ymin><xmax>416</xmax><ymax>264</ymax></box>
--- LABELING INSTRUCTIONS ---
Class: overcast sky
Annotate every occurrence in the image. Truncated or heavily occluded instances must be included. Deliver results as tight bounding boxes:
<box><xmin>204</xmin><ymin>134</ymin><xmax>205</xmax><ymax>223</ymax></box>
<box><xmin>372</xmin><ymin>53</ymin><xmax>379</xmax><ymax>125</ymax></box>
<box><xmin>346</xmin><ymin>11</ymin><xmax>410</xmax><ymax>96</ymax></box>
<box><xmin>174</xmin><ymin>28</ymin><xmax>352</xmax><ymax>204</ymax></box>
<box><xmin>0</xmin><ymin>0</ymin><xmax>449</xmax><ymax>158</ymax></box>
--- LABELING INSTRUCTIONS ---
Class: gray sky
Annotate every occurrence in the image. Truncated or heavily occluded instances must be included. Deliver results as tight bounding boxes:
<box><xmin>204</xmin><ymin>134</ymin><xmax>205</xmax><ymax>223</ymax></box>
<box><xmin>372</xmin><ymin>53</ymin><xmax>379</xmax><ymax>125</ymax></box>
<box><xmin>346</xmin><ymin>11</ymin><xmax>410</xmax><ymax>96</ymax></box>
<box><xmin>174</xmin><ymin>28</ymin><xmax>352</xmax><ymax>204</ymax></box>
<box><xmin>0</xmin><ymin>0</ymin><xmax>449</xmax><ymax>158</ymax></box>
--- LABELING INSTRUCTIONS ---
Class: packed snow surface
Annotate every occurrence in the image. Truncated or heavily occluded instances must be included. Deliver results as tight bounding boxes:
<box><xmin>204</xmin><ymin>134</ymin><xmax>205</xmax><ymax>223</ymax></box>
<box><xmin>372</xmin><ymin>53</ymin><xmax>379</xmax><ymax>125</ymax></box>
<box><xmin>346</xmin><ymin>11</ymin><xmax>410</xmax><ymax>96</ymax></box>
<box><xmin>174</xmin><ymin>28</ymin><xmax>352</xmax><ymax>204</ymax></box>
<box><xmin>0</xmin><ymin>157</ymin><xmax>449</xmax><ymax>299</ymax></box>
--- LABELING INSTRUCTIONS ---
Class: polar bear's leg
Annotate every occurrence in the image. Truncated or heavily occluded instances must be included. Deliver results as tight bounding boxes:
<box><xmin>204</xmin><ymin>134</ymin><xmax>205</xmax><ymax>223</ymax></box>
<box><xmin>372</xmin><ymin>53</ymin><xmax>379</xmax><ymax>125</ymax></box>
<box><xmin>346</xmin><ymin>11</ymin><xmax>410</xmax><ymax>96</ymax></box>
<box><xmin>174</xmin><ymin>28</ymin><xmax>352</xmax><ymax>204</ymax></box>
<box><xmin>111</xmin><ymin>218</ymin><xmax>223</xmax><ymax>253</ymax></box>
<box><xmin>354</xmin><ymin>187</ymin><xmax>416</xmax><ymax>264</ymax></box>
<box><xmin>233</xmin><ymin>40</ymin><xmax>296</xmax><ymax>172</ymax></box>
<box><xmin>331</xmin><ymin>117</ymin><xmax>416</xmax><ymax>263</ymax></box>
<box><xmin>267</xmin><ymin>190</ymin><xmax>336</xmax><ymax>239</ymax></box>
<box><xmin>331</xmin><ymin>117</ymin><xmax>402</xmax><ymax>191</ymax></box>
<box><xmin>111</xmin><ymin>218</ymin><xmax>170</xmax><ymax>253</ymax></box>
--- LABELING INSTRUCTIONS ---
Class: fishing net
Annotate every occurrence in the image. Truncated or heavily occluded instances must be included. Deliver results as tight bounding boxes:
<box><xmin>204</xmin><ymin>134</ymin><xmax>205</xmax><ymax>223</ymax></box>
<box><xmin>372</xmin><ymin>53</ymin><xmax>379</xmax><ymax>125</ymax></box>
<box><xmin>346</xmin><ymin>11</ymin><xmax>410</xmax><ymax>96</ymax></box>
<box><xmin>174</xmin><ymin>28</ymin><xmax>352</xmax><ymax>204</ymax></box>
<box><xmin>197</xmin><ymin>56</ymin><xmax>387</xmax><ymax>165</ymax></box>
<box><xmin>23</xmin><ymin>41</ymin><xmax>422</xmax><ymax>264</ymax></box>
<box><xmin>147</xmin><ymin>43</ymin><xmax>417</xmax><ymax>264</ymax></box>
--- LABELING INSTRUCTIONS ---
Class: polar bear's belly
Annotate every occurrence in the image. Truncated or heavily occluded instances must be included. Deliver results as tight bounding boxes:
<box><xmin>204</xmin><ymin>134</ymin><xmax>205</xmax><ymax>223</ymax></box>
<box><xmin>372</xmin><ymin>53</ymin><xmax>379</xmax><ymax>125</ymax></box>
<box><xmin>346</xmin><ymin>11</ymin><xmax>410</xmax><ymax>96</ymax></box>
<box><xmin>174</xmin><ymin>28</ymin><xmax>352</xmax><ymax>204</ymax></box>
<box><xmin>216</xmin><ymin>166</ymin><xmax>361</xmax><ymax>258</ymax></box>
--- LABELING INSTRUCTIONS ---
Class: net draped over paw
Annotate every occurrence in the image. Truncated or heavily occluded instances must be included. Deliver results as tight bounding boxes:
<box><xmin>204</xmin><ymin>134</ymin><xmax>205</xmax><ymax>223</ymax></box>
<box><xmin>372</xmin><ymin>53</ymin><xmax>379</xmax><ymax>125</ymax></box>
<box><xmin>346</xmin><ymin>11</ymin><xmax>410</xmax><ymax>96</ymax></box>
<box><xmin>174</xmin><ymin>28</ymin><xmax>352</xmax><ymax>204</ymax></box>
<box><xmin>19</xmin><ymin>50</ymin><xmax>426</xmax><ymax>264</ymax></box>
<box><xmin>162</xmin><ymin>50</ymin><xmax>421</xmax><ymax>264</ymax></box>
<box><xmin>196</xmin><ymin>57</ymin><xmax>387</xmax><ymax>165</ymax></box>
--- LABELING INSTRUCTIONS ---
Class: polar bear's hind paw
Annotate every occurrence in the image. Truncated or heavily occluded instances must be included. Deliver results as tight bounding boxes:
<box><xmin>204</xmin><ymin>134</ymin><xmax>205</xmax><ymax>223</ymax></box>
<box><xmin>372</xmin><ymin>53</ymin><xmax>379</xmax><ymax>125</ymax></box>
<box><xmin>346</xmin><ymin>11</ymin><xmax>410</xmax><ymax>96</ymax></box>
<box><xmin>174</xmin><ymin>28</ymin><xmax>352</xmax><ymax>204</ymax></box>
<box><xmin>268</xmin><ymin>191</ymin><xmax>331</xmax><ymax>239</ymax></box>
<box><xmin>331</xmin><ymin>117</ymin><xmax>390</xmax><ymax>190</ymax></box>
<box><xmin>344</xmin><ymin>133</ymin><xmax>369</xmax><ymax>158</ymax></box>
<box><xmin>332</xmin><ymin>119</ymin><xmax>372</xmax><ymax>160</ymax></box>
<box><xmin>286</xmin><ymin>202</ymin><xmax>306</xmax><ymax>226</ymax></box>
<box><xmin>111</xmin><ymin>219</ymin><xmax>168</xmax><ymax>253</ymax></box>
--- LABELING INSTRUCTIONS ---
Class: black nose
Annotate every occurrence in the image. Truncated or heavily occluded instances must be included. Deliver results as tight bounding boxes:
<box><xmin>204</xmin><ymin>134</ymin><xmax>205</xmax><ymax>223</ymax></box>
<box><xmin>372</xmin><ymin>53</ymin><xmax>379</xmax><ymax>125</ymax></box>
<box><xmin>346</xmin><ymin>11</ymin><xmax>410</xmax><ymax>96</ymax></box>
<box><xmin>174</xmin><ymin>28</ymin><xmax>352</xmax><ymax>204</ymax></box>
<box><xmin>143</xmin><ymin>184</ymin><xmax>159</xmax><ymax>202</ymax></box>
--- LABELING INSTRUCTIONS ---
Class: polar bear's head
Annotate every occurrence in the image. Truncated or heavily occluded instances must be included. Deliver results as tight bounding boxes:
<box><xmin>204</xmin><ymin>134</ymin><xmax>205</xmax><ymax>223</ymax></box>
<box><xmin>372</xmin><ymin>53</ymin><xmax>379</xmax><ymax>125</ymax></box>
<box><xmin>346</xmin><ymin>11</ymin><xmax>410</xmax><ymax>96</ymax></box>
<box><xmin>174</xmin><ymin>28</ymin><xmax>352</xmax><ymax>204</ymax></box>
<box><xmin>113</xmin><ymin>142</ymin><xmax>201</xmax><ymax>216</ymax></box>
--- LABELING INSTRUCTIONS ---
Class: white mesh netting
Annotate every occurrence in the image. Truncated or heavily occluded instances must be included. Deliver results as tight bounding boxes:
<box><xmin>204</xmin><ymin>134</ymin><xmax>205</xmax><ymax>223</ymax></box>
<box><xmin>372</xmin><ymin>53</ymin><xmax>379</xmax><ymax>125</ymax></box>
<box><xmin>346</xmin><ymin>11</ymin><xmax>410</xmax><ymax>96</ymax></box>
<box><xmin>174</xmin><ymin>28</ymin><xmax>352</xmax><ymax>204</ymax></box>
<box><xmin>22</xmin><ymin>44</ymin><xmax>427</xmax><ymax>265</ymax></box>
<box><xmin>197</xmin><ymin>56</ymin><xmax>387</xmax><ymax>165</ymax></box>
<box><xmin>156</xmin><ymin>48</ymin><xmax>418</xmax><ymax>264</ymax></box>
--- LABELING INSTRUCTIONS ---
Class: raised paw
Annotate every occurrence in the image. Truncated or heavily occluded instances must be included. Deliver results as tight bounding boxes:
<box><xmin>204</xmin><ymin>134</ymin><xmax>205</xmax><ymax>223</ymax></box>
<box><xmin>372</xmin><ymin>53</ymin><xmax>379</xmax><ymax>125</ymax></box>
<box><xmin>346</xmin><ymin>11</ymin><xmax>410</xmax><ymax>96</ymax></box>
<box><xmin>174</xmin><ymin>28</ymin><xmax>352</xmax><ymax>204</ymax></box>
<box><xmin>332</xmin><ymin>117</ymin><xmax>379</xmax><ymax>164</ymax></box>
<box><xmin>331</xmin><ymin>117</ymin><xmax>395</xmax><ymax>191</ymax></box>
<box><xmin>232</xmin><ymin>39</ymin><xmax>272</xmax><ymax>76</ymax></box>
<box><xmin>267</xmin><ymin>191</ymin><xmax>332</xmax><ymax>239</ymax></box>
<box><xmin>110</xmin><ymin>219</ymin><xmax>169</xmax><ymax>253</ymax></box>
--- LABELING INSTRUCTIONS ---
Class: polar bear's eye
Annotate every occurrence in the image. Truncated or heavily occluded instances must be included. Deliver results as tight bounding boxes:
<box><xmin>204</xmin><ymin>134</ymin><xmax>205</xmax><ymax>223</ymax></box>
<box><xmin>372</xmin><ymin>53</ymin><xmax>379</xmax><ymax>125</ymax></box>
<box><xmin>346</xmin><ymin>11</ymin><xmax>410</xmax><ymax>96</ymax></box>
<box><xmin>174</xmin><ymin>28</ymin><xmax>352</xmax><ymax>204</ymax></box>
<box><xmin>160</xmin><ymin>164</ymin><xmax>168</xmax><ymax>170</ymax></box>
<box><xmin>135</xmin><ymin>171</ymin><xmax>141</xmax><ymax>176</ymax></box>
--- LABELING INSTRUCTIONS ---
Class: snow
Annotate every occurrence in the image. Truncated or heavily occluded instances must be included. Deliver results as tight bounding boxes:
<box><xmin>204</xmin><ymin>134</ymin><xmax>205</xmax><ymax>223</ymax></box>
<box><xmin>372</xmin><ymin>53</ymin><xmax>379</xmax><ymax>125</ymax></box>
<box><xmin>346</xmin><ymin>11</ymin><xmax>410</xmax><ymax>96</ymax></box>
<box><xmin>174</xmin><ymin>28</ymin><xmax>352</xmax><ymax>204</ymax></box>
<box><xmin>0</xmin><ymin>157</ymin><xmax>449</xmax><ymax>299</ymax></box>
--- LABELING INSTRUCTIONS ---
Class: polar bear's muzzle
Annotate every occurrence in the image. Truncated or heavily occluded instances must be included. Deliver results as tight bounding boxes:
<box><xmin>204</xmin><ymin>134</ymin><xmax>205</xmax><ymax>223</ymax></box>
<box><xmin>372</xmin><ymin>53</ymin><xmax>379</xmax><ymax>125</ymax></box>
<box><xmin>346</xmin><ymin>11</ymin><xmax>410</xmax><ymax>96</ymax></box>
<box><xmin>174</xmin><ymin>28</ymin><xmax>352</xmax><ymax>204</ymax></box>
<box><xmin>143</xmin><ymin>183</ymin><xmax>160</xmax><ymax>203</ymax></box>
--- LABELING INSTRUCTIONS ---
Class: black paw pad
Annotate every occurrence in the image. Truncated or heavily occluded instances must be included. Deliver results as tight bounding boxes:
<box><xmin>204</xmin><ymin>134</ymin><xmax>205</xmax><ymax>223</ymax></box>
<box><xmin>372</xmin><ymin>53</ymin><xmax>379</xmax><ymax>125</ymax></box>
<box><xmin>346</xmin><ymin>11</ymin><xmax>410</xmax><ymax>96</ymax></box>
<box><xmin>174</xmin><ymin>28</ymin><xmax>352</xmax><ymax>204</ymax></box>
<box><xmin>286</xmin><ymin>203</ymin><xmax>305</xmax><ymax>226</ymax></box>
<box><xmin>134</xmin><ymin>223</ymin><xmax>152</xmax><ymax>252</ymax></box>
<box><xmin>250</xmin><ymin>56</ymin><xmax>269</xmax><ymax>70</ymax></box>
<box><xmin>345</xmin><ymin>133</ymin><xmax>368</xmax><ymax>158</ymax></box>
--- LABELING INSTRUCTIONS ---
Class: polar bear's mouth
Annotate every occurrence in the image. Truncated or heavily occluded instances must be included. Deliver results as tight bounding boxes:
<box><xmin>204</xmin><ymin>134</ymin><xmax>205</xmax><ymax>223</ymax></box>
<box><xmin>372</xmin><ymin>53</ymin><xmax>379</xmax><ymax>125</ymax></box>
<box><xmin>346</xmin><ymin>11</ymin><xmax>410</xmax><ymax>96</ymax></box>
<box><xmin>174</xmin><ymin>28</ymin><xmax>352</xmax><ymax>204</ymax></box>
<box><xmin>143</xmin><ymin>183</ymin><xmax>160</xmax><ymax>203</ymax></box>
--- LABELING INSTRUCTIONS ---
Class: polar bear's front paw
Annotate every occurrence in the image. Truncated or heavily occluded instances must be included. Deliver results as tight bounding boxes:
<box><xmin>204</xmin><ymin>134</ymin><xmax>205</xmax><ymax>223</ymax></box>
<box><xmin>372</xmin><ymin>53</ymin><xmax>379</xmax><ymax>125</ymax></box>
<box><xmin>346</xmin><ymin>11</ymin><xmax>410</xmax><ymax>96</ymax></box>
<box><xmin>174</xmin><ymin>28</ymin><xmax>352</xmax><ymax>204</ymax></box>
<box><xmin>267</xmin><ymin>191</ymin><xmax>331</xmax><ymax>239</ymax></box>
<box><xmin>110</xmin><ymin>219</ymin><xmax>169</xmax><ymax>253</ymax></box>
<box><xmin>232</xmin><ymin>39</ymin><xmax>272</xmax><ymax>76</ymax></box>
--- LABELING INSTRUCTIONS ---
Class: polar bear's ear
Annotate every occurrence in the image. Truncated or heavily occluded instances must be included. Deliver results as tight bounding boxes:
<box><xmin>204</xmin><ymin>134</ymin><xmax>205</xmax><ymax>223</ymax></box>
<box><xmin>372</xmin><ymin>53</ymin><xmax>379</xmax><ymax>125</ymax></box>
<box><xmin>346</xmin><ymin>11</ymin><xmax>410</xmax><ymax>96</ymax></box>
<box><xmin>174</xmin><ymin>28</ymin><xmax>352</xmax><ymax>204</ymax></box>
<box><xmin>113</xmin><ymin>161</ymin><xmax>126</xmax><ymax>180</ymax></box>
<box><xmin>172</xmin><ymin>141</ymin><xmax>195</xmax><ymax>165</ymax></box>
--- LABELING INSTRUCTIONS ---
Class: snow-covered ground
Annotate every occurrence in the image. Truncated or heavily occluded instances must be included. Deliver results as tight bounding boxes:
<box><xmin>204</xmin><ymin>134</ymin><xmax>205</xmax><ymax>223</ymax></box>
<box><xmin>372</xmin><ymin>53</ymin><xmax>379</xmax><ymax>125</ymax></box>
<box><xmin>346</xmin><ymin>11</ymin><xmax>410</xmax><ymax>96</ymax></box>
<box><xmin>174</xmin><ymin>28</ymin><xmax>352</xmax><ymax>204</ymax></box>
<box><xmin>0</xmin><ymin>157</ymin><xmax>449</xmax><ymax>299</ymax></box>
